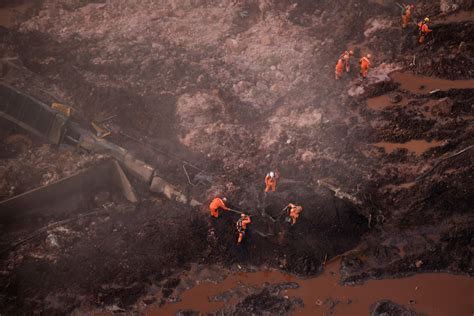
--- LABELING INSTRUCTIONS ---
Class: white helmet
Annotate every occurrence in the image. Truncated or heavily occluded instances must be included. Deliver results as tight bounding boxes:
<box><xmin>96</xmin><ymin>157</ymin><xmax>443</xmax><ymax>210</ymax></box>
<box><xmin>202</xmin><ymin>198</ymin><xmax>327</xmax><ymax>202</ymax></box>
<box><xmin>222</xmin><ymin>197</ymin><xmax>227</xmax><ymax>202</ymax></box>
<box><xmin>269</xmin><ymin>171</ymin><xmax>275</xmax><ymax>178</ymax></box>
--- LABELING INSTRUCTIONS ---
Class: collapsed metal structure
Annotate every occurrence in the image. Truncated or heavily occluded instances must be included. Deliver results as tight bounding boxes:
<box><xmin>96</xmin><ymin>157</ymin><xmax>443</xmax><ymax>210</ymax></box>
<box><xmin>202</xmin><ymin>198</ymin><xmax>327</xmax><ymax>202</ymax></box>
<box><xmin>0</xmin><ymin>83</ymin><xmax>201</xmax><ymax>209</ymax></box>
<box><xmin>0</xmin><ymin>83</ymin><xmax>68</xmax><ymax>145</ymax></box>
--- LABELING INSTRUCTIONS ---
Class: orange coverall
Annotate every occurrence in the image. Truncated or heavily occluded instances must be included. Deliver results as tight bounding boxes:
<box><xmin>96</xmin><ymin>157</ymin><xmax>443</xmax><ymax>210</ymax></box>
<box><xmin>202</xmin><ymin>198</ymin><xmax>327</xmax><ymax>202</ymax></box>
<box><xmin>340</xmin><ymin>51</ymin><xmax>352</xmax><ymax>72</ymax></box>
<box><xmin>237</xmin><ymin>216</ymin><xmax>251</xmax><ymax>244</ymax></box>
<box><xmin>402</xmin><ymin>5</ymin><xmax>412</xmax><ymax>28</ymax></box>
<box><xmin>287</xmin><ymin>203</ymin><xmax>303</xmax><ymax>226</ymax></box>
<box><xmin>209</xmin><ymin>197</ymin><xmax>229</xmax><ymax>218</ymax></box>
<box><xmin>264</xmin><ymin>173</ymin><xmax>278</xmax><ymax>192</ymax></box>
<box><xmin>418</xmin><ymin>22</ymin><xmax>432</xmax><ymax>43</ymax></box>
<box><xmin>335</xmin><ymin>58</ymin><xmax>344</xmax><ymax>80</ymax></box>
<box><xmin>359</xmin><ymin>57</ymin><xmax>370</xmax><ymax>78</ymax></box>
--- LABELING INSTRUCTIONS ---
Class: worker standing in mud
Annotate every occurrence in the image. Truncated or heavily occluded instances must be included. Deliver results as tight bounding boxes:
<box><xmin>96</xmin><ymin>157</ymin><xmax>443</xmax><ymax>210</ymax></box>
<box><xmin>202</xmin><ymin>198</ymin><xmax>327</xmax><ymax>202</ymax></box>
<box><xmin>359</xmin><ymin>54</ymin><xmax>371</xmax><ymax>79</ymax></box>
<box><xmin>418</xmin><ymin>17</ymin><xmax>432</xmax><ymax>44</ymax></box>
<box><xmin>283</xmin><ymin>203</ymin><xmax>303</xmax><ymax>226</ymax></box>
<box><xmin>209</xmin><ymin>196</ymin><xmax>230</xmax><ymax>218</ymax></box>
<box><xmin>236</xmin><ymin>213</ymin><xmax>251</xmax><ymax>245</ymax></box>
<box><xmin>340</xmin><ymin>50</ymin><xmax>354</xmax><ymax>73</ymax></box>
<box><xmin>264</xmin><ymin>171</ymin><xmax>279</xmax><ymax>193</ymax></box>
<box><xmin>401</xmin><ymin>4</ymin><xmax>414</xmax><ymax>29</ymax></box>
<box><xmin>335</xmin><ymin>57</ymin><xmax>344</xmax><ymax>80</ymax></box>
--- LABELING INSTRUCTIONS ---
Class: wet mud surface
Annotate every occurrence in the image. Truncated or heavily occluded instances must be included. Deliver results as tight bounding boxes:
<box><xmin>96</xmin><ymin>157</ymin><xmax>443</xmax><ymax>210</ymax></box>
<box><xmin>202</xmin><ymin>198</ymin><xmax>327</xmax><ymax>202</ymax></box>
<box><xmin>143</xmin><ymin>259</ymin><xmax>473</xmax><ymax>316</ymax></box>
<box><xmin>0</xmin><ymin>1</ymin><xmax>473</xmax><ymax>315</ymax></box>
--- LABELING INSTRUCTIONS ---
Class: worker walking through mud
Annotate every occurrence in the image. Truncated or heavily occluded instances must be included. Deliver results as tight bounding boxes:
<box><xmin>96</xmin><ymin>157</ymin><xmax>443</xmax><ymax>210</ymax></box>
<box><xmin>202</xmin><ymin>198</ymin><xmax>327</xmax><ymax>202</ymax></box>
<box><xmin>359</xmin><ymin>54</ymin><xmax>371</xmax><ymax>79</ymax></box>
<box><xmin>335</xmin><ymin>50</ymin><xmax>352</xmax><ymax>80</ymax></box>
<box><xmin>236</xmin><ymin>213</ymin><xmax>251</xmax><ymax>245</ymax></box>
<box><xmin>264</xmin><ymin>171</ymin><xmax>279</xmax><ymax>192</ymax></box>
<box><xmin>283</xmin><ymin>203</ymin><xmax>303</xmax><ymax>226</ymax></box>
<box><xmin>340</xmin><ymin>50</ymin><xmax>354</xmax><ymax>73</ymax></box>
<box><xmin>401</xmin><ymin>4</ymin><xmax>414</xmax><ymax>28</ymax></box>
<box><xmin>335</xmin><ymin>57</ymin><xmax>344</xmax><ymax>80</ymax></box>
<box><xmin>418</xmin><ymin>17</ymin><xmax>432</xmax><ymax>44</ymax></box>
<box><xmin>209</xmin><ymin>196</ymin><xmax>230</xmax><ymax>218</ymax></box>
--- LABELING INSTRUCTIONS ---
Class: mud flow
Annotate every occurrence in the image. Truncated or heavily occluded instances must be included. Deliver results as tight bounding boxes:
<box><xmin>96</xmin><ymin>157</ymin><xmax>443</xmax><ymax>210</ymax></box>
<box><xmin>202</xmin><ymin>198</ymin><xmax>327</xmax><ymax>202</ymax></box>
<box><xmin>145</xmin><ymin>259</ymin><xmax>474</xmax><ymax>316</ymax></box>
<box><xmin>390</xmin><ymin>72</ymin><xmax>474</xmax><ymax>93</ymax></box>
<box><xmin>1</xmin><ymin>0</ymin><xmax>474</xmax><ymax>315</ymax></box>
<box><xmin>373</xmin><ymin>140</ymin><xmax>446</xmax><ymax>156</ymax></box>
<box><xmin>367</xmin><ymin>94</ymin><xmax>410</xmax><ymax>110</ymax></box>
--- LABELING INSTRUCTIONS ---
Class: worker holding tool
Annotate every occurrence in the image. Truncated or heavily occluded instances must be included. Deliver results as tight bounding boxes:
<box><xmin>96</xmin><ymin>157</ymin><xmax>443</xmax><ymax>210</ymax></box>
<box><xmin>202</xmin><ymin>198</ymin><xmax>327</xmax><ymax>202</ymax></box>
<box><xmin>209</xmin><ymin>196</ymin><xmax>230</xmax><ymax>218</ymax></box>
<box><xmin>283</xmin><ymin>203</ymin><xmax>303</xmax><ymax>226</ymax></box>
<box><xmin>340</xmin><ymin>50</ymin><xmax>354</xmax><ymax>73</ymax></box>
<box><xmin>264</xmin><ymin>171</ymin><xmax>279</xmax><ymax>192</ymax></box>
<box><xmin>418</xmin><ymin>17</ymin><xmax>432</xmax><ymax>44</ymax></box>
<box><xmin>359</xmin><ymin>54</ymin><xmax>371</xmax><ymax>79</ymax></box>
<box><xmin>237</xmin><ymin>213</ymin><xmax>252</xmax><ymax>245</ymax></box>
<box><xmin>401</xmin><ymin>4</ymin><xmax>414</xmax><ymax>28</ymax></box>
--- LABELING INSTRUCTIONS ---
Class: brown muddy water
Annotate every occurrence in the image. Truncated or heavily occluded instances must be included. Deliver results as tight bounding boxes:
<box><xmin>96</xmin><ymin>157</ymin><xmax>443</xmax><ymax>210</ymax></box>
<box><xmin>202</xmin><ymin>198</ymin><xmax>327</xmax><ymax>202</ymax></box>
<box><xmin>390</xmin><ymin>72</ymin><xmax>474</xmax><ymax>94</ymax></box>
<box><xmin>366</xmin><ymin>94</ymin><xmax>409</xmax><ymax>110</ymax></box>
<box><xmin>373</xmin><ymin>140</ymin><xmax>445</xmax><ymax>156</ymax></box>
<box><xmin>145</xmin><ymin>260</ymin><xmax>474</xmax><ymax>316</ymax></box>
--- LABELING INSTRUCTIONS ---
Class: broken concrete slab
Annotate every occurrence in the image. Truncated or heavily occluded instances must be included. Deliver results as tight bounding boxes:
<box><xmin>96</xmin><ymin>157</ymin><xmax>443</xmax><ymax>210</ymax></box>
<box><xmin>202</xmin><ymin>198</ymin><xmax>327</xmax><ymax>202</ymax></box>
<box><xmin>121</xmin><ymin>153</ymin><xmax>155</xmax><ymax>184</ymax></box>
<box><xmin>0</xmin><ymin>159</ymin><xmax>137</xmax><ymax>224</ymax></box>
<box><xmin>150</xmin><ymin>175</ymin><xmax>188</xmax><ymax>205</ymax></box>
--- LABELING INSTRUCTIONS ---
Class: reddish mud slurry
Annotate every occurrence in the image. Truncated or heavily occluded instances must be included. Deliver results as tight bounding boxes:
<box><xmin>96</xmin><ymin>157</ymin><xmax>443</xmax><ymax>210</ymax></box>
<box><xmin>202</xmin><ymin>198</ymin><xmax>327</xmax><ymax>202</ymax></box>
<box><xmin>366</xmin><ymin>94</ymin><xmax>409</xmax><ymax>110</ymax></box>
<box><xmin>390</xmin><ymin>72</ymin><xmax>474</xmax><ymax>94</ymax></box>
<box><xmin>373</xmin><ymin>140</ymin><xmax>445</xmax><ymax>156</ymax></box>
<box><xmin>146</xmin><ymin>260</ymin><xmax>474</xmax><ymax>316</ymax></box>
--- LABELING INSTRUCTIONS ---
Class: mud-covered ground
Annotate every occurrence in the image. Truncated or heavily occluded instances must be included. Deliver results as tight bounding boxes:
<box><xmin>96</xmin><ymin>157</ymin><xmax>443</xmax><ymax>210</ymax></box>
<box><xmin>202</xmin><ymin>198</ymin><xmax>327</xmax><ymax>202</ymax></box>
<box><xmin>0</xmin><ymin>0</ymin><xmax>473</xmax><ymax>314</ymax></box>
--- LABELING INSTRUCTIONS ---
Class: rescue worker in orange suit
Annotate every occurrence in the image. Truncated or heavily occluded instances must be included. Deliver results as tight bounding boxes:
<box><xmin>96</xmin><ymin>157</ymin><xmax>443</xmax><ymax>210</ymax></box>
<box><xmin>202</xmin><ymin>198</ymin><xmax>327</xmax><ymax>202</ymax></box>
<box><xmin>264</xmin><ymin>171</ymin><xmax>279</xmax><ymax>192</ymax></box>
<box><xmin>359</xmin><ymin>54</ymin><xmax>371</xmax><ymax>79</ymax></box>
<box><xmin>402</xmin><ymin>4</ymin><xmax>414</xmax><ymax>29</ymax></box>
<box><xmin>284</xmin><ymin>203</ymin><xmax>303</xmax><ymax>226</ymax></box>
<box><xmin>418</xmin><ymin>17</ymin><xmax>432</xmax><ymax>44</ymax></box>
<box><xmin>335</xmin><ymin>57</ymin><xmax>344</xmax><ymax>80</ymax></box>
<box><xmin>237</xmin><ymin>213</ymin><xmax>251</xmax><ymax>244</ymax></box>
<box><xmin>340</xmin><ymin>50</ymin><xmax>354</xmax><ymax>73</ymax></box>
<box><xmin>209</xmin><ymin>196</ymin><xmax>230</xmax><ymax>218</ymax></box>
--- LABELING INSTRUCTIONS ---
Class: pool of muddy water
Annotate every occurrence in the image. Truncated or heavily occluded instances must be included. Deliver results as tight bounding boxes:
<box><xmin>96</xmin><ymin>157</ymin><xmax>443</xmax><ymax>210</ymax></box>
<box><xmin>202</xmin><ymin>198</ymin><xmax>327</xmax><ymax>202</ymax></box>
<box><xmin>390</xmin><ymin>72</ymin><xmax>474</xmax><ymax>94</ymax></box>
<box><xmin>373</xmin><ymin>139</ymin><xmax>445</xmax><ymax>156</ymax></box>
<box><xmin>143</xmin><ymin>259</ymin><xmax>474</xmax><ymax>316</ymax></box>
<box><xmin>366</xmin><ymin>94</ymin><xmax>409</xmax><ymax>110</ymax></box>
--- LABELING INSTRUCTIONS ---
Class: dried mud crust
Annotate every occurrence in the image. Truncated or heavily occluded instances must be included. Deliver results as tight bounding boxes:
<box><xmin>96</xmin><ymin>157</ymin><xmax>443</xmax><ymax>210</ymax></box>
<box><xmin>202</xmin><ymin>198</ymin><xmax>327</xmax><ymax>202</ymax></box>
<box><xmin>0</xmin><ymin>0</ymin><xmax>473</xmax><ymax>314</ymax></box>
